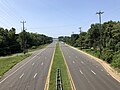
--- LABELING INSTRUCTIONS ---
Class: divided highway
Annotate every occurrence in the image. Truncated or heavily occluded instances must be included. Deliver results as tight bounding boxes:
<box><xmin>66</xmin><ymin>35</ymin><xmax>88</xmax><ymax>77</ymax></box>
<box><xmin>60</xmin><ymin>43</ymin><xmax>120</xmax><ymax>90</ymax></box>
<box><xmin>0</xmin><ymin>42</ymin><xmax>56</xmax><ymax>90</ymax></box>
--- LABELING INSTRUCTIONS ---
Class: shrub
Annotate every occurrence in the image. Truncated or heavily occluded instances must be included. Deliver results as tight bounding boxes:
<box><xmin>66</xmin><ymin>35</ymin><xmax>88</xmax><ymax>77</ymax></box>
<box><xmin>31</xmin><ymin>46</ymin><xmax>37</xmax><ymax>49</ymax></box>
<box><xmin>111</xmin><ymin>51</ymin><xmax>120</xmax><ymax>68</ymax></box>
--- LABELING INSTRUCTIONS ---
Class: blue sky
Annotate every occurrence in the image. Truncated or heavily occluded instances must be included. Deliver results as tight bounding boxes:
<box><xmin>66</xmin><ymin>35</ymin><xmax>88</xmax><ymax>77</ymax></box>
<box><xmin>0</xmin><ymin>0</ymin><xmax>120</xmax><ymax>38</ymax></box>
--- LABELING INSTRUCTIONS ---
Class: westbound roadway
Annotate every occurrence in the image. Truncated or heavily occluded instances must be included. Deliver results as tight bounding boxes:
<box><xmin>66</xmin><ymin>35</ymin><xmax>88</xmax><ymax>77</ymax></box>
<box><xmin>60</xmin><ymin>43</ymin><xmax>120</xmax><ymax>90</ymax></box>
<box><xmin>0</xmin><ymin>42</ymin><xmax>56</xmax><ymax>90</ymax></box>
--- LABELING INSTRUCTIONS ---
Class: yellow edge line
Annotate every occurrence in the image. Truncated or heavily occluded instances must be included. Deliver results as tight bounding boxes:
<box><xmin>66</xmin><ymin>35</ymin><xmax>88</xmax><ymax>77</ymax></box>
<box><xmin>60</xmin><ymin>45</ymin><xmax>76</xmax><ymax>90</ymax></box>
<box><xmin>44</xmin><ymin>44</ymin><xmax>56</xmax><ymax>90</ymax></box>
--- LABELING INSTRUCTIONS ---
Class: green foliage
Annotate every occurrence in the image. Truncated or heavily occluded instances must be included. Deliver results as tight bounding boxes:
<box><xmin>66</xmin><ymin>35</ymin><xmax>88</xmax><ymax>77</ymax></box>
<box><xmin>59</xmin><ymin>20</ymin><xmax>120</xmax><ymax>69</ymax></box>
<box><xmin>102</xmin><ymin>49</ymin><xmax>114</xmax><ymax>63</ymax></box>
<box><xmin>0</xmin><ymin>27</ymin><xmax>53</xmax><ymax>56</ymax></box>
<box><xmin>78</xmin><ymin>32</ymin><xmax>87</xmax><ymax>49</ymax></box>
<box><xmin>0</xmin><ymin>27</ymin><xmax>21</xmax><ymax>55</ymax></box>
<box><xmin>70</xmin><ymin>34</ymin><xmax>79</xmax><ymax>46</ymax></box>
<box><xmin>83</xmin><ymin>49</ymin><xmax>100</xmax><ymax>57</ymax></box>
<box><xmin>111</xmin><ymin>51</ymin><xmax>120</xmax><ymax>68</ymax></box>
<box><xmin>31</xmin><ymin>46</ymin><xmax>37</xmax><ymax>49</ymax></box>
<box><xmin>0</xmin><ymin>54</ymin><xmax>31</xmax><ymax>76</ymax></box>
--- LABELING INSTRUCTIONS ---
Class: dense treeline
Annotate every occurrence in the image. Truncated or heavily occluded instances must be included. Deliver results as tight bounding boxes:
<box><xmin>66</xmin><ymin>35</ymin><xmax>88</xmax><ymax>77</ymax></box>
<box><xmin>59</xmin><ymin>21</ymin><xmax>120</xmax><ymax>69</ymax></box>
<box><xmin>0</xmin><ymin>27</ymin><xmax>53</xmax><ymax>56</ymax></box>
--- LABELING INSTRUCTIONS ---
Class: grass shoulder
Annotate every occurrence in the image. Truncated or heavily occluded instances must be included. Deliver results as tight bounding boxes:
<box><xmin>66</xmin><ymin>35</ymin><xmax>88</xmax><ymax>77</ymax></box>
<box><xmin>49</xmin><ymin>43</ymin><xmax>71</xmax><ymax>90</ymax></box>
<box><xmin>28</xmin><ymin>44</ymin><xmax>48</xmax><ymax>52</ymax></box>
<box><xmin>0</xmin><ymin>54</ymin><xmax>31</xmax><ymax>77</ymax></box>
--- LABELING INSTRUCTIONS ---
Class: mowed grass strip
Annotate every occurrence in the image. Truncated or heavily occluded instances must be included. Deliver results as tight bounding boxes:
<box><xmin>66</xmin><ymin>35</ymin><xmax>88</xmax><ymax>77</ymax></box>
<box><xmin>29</xmin><ymin>44</ymin><xmax>48</xmax><ymax>52</ymax></box>
<box><xmin>49</xmin><ymin>43</ymin><xmax>71</xmax><ymax>90</ymax></box>
<box><xmin>0</xmin><ymin>54</ymin><xmax>31</xmax><ymax>77</ymax></box>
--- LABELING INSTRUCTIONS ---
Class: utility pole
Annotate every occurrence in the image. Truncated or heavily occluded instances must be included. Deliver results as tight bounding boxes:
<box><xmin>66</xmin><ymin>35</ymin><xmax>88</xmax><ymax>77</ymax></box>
<box><xmin>20</xmin><ymin>21</ymin><xmax>26</xmax><ymax>54</ymax></box>
<box><xmin>96</xmin><ymin>10</ymin><xmax>104</xmax><ymax>58</ymax></box>
<box><xmin>79</xmin><ymin>27</ymin><xmax>82</xmax><ymax>33</ymax></box>
<box><xmin>79</xmin><ymin>27</ymin><xmax>82</xmax><ymax>49</ymax></box>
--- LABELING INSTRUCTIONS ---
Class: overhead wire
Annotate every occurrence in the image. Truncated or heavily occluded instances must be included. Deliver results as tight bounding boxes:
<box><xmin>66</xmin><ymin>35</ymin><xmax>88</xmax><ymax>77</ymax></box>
<box><xmin>0</xmin><ymin>0</ymin><xmax>22</xmax><ymax>29</ymax></box>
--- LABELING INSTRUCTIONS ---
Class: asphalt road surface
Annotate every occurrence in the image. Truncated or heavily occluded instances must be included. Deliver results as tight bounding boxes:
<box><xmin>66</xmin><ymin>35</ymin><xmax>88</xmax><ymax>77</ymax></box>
<box><xmin>60</xmin><ymin>43</ymin><xmax>120</xmax><ymax>90</ymax></box>
<box><xmin>0</xmin><ymin>42</ymin><xmax>56</xmax><ymax>90</ymax></box>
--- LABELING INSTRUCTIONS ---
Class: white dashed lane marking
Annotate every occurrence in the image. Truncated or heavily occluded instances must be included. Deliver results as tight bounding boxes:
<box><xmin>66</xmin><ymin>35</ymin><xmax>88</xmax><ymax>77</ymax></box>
<box><xmin>73</xmin><ymin>61</ymin><xmax>75</xmax><ymax>64</ymax></box>
<box><xmin>19</xmin><ymin>73</ymin><xmax>24</xmax><ymax>79</ymax></box>
<box><xmin>91</xmin><ymin>70</ymin><xmax>96</xmax><ymax>75</ymax></box>
<box><xmin>41</xmin><ymin>62</ymin><xmax>43</xmax><ymax>65</ymax></box>
<box><xmin>32</xmin><ymin>63</ymin><xmax>34</xmax><ymax>66</ymax></box>
<box><xmin>80</xmin><ymin>70</ymin><xmax>83</xmax><ymax>74</ymax></box>
<box><xmin>81</xmin><ymin>61</ymin><xmax>84</xmax><ymax>64</ymax></box>
<box><xmin>33</xmin><ymin>73</ymin><xmax>37</xmax><ymax>78</ymax></box>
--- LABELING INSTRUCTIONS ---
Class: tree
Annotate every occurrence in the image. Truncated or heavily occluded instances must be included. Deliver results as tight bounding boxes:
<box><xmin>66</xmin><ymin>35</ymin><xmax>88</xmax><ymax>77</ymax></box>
<box><xmin>71</xmin><ymin>34</ymin><xmax>79</xmax><ymax>46</ymax></box>
<box><xmin>87</xmin><ymin>24</ymin><xmax>100</xmax><ymax>50</ymax></box>
<box><xmin>78</xmin><ymin>32</ymin><xmax>87</xmax><ymax>49</ymax></box>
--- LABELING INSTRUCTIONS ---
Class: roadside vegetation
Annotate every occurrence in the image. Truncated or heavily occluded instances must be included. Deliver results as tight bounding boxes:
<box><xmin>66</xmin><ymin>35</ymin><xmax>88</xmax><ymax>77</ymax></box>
<box><xmin>58</xmin><ymin>20</ymin><xmax>120</xmax><ymax>71</ymax></box>
<box><xmin>0</xmin><ymin>27</ymin><xmax>52</xmax><ymax>77</ymax></box>
<box><xmin>0</xmin><ymin>27</ymin><xmax>53</xmax><ymax>56</ymax></box>
<box><xmin>0</xmin><ymin>54</ymin><xmax>31</xmax><ymax>77</ymax></box>
<box><xmin>49</xmin><ymin>43</ymin><xmax>71</xmax><ymax>90</ymax></box>
<box><xmin>28</xmin><ymin>44</ymin><xmax>48</xmax><ymax>52</ymax></box>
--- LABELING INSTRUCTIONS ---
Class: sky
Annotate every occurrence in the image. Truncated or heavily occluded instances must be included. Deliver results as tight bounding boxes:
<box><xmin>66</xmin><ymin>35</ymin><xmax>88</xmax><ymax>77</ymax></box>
<box><xmin>0</xmin><ymin>0</ymin><xmax>120</xmax><ymax>38</ymax></box>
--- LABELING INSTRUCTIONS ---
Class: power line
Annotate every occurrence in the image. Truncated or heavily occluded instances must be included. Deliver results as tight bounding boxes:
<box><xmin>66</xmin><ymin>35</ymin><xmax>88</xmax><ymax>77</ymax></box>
<box><xmin>0</xmin><ymin>0</ymin><xmax>21</xmax><ymax>20</ymax></box>
<box><xmin>0</xmin><ymin>2</ymin><xmax>18</xmax><ymax>27</ymax></box>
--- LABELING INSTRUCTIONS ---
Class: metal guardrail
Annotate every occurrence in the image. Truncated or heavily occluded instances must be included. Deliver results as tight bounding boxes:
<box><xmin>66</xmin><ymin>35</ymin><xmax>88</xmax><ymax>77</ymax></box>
<box><xmin>56</xmin><ymin>69</ymin><xmax>63</xmax><ymax>90</ymax></box>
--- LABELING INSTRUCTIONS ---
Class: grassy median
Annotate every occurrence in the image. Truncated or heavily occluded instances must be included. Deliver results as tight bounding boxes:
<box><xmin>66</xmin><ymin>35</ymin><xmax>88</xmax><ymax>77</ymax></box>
<box><xmin>0</xmin><ymin>54</ymin><xmax>31</xmax><ymax>77</ymax></box>
<box><xmin>49</xmin><ymin>43</ymin><xmax>71</xmax><ymax>90</ymax></box>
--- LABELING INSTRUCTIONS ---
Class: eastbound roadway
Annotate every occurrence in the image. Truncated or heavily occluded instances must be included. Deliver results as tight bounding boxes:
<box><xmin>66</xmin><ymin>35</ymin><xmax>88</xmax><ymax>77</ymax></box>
<box><xmin>0</xmin><ymin>42</ymin><xmax>56</xmax><ymax>90</ymax></box>
<box><xmin>60</xmin><ymin>43</ymin><xmax>120</xmax><ymax>90</ymax></box>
